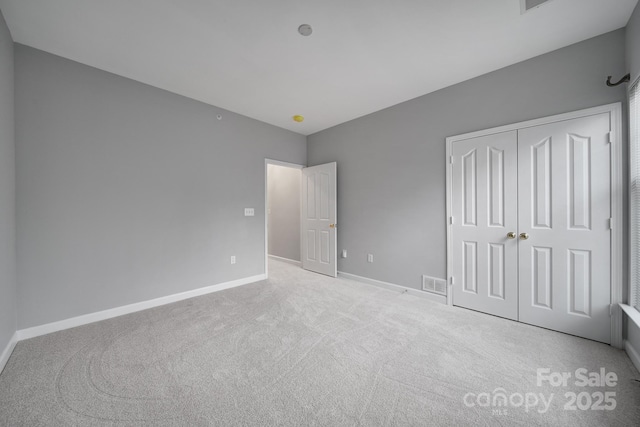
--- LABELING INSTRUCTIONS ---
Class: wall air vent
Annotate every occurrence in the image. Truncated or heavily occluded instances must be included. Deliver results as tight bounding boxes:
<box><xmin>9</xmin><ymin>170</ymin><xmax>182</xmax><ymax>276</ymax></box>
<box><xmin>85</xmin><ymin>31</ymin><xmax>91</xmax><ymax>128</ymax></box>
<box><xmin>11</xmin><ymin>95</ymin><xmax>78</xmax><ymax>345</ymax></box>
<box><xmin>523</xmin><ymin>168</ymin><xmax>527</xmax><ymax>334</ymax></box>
<box><xmin>422</xmin><ymin>275</ymin><xmax>447</xmax><ymax>296</ymax></box>
<box><xmin>521</xmin><ymin>0</ymin><xmax>552</xmax><ymax>14</ymax></box>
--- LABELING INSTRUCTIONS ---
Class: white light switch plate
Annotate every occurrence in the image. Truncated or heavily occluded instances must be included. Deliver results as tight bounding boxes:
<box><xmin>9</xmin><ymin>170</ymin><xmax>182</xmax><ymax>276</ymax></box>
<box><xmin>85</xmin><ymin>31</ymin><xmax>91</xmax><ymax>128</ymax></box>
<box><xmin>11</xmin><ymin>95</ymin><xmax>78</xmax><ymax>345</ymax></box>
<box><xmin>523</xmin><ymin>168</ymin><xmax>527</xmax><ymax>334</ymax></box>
<box><xmin>244</xmin><ymin>208</ymin><xmax>255</xmax><ymax>216</ymax></box>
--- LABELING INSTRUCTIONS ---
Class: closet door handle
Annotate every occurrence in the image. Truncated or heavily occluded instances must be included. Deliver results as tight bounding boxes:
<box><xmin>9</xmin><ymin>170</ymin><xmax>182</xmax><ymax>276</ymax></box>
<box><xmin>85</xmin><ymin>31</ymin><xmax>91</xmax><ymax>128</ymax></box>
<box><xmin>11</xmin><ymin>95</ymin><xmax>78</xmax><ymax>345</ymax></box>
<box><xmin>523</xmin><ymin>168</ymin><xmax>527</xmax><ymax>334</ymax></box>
<box><xmin>507</xmin><ymin>232</ymin><xmax>516</xmax><ymax>239</ymax></box>
<box><xmin>519</xmin><ymin>233</ymin><xmax>529</xmax><ymax>240</ymax></box>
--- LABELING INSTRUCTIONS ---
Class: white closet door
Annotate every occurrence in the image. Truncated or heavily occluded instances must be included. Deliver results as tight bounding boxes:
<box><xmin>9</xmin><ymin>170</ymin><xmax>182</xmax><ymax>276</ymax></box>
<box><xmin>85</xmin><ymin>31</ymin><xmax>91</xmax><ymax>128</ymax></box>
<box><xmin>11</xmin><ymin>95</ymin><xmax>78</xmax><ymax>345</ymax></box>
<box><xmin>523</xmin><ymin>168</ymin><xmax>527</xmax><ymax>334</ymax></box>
<box><xmin>517</xmin><ymin>113</ymin><xmax>611</xmax><ymax>343</ymax></box>
<box><xmin>301</xmin><ymin>162</ymin><xmax>337</xmax><ymax>277</ymax></box>
<box><xmin>451</xmin><ymin>131</ymin><xmax>519</xmax><ymax>320</ymax></box>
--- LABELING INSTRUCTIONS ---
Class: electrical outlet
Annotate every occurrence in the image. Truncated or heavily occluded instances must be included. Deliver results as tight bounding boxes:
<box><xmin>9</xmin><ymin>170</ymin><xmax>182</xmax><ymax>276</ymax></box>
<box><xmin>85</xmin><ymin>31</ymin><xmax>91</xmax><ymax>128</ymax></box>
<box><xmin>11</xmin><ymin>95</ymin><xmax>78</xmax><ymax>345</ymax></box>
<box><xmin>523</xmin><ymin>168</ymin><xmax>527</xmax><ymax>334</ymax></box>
<box><xmin>230</xmin><ymin>256</ymin><xmax>236</xmax><ymax>265</ymax></box>
<box><xmin>342</xmin><ymin>249</ymin><xmax>347</xmax><ymax>258</ymax></box>
<box><xmin>367</xmin><ymin>254</ymin><xmax>374</xmax><ymax>263</ymax></box>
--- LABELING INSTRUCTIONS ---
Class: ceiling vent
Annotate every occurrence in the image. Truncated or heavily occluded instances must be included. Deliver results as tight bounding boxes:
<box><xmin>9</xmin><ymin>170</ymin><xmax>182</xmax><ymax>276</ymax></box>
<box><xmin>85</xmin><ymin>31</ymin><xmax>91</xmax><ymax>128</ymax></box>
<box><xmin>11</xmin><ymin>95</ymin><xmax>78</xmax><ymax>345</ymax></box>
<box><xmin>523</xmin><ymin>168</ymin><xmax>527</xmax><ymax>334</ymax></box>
<box><xmin>521</xmin><ymin>0</ymin><xmax>552</xmax><ymax>13</ymax></box>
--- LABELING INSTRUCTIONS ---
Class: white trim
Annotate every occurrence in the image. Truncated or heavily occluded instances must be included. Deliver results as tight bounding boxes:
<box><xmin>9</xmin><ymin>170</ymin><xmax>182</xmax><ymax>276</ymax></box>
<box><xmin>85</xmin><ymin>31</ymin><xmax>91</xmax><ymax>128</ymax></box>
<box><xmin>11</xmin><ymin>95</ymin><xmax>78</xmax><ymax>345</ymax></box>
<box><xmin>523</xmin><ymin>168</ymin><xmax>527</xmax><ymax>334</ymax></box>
<box><xmin>265</xmin><ymin>159</ymin><xmax>305</xmax><ymax>170</ymax></box>
<box><xmin>621</xmin><ymin>304</ymin><xmax>640</xmax><ymax>329</ymax></box>
<box><xmin>268</xmin><ymin>254</ymin><xmax>302</xmax><ymax>267</ymax></box>
<box><xmin>17</xmin><ymin>274</ymin><xmax>266</xmax><ymax>341</ymax></box>
<box><xmin>445</xmin><ymin>132</ymin><xmax>454</xmax><ymax>307</ymax></box>
<box><xmin>338</xmin><ymin>271</ymin><xmax>447</xmax><ymax>305</ymax></box>
<box><xmin>264</xmin><ymin>158</ymin><xmax>305</xmax><ymax>279</ymax></box>
<box><xmin>629</xmin><ymin>79</ymin><xmax>637</xmax><ymax>314</ymax></box>
<box><xmin>610</xmin><ymin>103</ymin><xmax>624</xmax><ymax>348</ymax></box>
<box><xmin>446</xmin><ymin>103</ymin><xmax>624</xmax><ymax>347</ymax></box>
<box><xmin>447</xmin><ymin>103</ymin><xmax>621</xmax><ymax>143</ymax></box>
<box><xmin>624</xmin><ymin>339</ymin><xmax>640</xmax><ymax>374</ymax></box>
<box><xmin>0</xmin><ymin>332</ymin><xmax>18</xmax><ymax>375</ymax></box>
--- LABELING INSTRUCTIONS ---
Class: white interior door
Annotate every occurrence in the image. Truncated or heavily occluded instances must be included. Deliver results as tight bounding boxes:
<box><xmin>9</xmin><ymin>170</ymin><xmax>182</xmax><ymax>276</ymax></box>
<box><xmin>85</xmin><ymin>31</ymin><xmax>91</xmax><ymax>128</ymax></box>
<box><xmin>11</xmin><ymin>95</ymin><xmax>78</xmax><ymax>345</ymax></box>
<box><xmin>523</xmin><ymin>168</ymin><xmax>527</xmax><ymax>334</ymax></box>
<box><xmin>518</xmin><ymin>113</ymin><xmax>611</xmax><ymax>343</ymax></box>
<box><xmin>451</xmin><ymin>131</ymin><xmax>519</xmax><ymax>320</ymax></box>
<box><xmin>301</xmin><ymin>162</ymin><xmax>337</xmax><ymax>277</ymax></box>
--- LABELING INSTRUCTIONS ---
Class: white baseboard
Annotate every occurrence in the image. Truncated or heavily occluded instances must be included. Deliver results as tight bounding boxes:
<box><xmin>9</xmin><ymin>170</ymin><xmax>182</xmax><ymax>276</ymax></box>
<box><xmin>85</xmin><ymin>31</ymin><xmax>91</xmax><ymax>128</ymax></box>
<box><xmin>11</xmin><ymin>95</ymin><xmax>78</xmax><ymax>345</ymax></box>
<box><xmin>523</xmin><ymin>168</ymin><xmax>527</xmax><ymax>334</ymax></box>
<box><xmin>624</xmin><ymin>339</ymin><xmax>640</xmax><ymax>374</ymax></box>
<box><xmin>338</xmin><ymin>271</ymin><xmax>447</xmax><ymax>305</ymax></box>
<box><xmin>0</xmin><ymin>332</ymin><xmax>18</xmax><ymax>375</ymax></box>
<box><xmin>268</xmin><ymin>254</ymin><xmax>302</xmax><ymax>267</ymax></box>
<box><xmin>17</xmin><ymin>274</ymin><xmax>267</xmax><ymax>341</ymax></box>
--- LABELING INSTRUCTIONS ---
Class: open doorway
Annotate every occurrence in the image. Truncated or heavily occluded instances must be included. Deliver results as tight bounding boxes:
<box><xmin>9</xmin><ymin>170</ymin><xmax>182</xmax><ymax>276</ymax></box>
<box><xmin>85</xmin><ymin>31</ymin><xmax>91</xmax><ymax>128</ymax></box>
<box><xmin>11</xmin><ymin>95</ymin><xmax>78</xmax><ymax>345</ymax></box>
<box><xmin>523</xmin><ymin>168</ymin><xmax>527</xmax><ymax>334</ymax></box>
<box><xmin>265</xmin><ymin>159</ymin><xmax>304</xmax><ymax>277</ymax></box>
<box><xmin>265</xmin><ymin>159</ymin><xmax>338</xmax><ymax>278</ymax></box>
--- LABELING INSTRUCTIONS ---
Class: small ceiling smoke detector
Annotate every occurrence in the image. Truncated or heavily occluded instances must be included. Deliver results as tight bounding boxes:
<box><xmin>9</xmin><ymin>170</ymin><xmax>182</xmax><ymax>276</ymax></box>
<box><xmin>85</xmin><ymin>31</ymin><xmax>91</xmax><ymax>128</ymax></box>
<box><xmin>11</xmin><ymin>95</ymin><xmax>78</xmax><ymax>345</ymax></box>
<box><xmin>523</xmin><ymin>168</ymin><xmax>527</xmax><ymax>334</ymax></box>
<box><xmin>298</xmin><ymin>24</ymin><xmax>312</xmax><ymax>36</ymax></box>
<box><xmin>521</xmin><ymin>0</ymin><xmax>552</xmax><ymax>14</ymax></box>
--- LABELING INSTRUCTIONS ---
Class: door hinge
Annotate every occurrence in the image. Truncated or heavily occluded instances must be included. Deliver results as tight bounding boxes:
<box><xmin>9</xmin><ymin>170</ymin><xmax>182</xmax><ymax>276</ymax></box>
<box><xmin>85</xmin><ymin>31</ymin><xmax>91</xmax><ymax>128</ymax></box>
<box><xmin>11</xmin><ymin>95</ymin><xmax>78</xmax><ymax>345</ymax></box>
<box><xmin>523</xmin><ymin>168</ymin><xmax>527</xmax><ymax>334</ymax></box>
<box><xmin>450</xmin><ymin>155</ymin><xmax>454</xmax><ymax>164</ymax></box>
<box><xmin>609</xmin><ymin>304</ymin><xmax>614</xmax><ymax>316</ymax></box>
<box><xmin>449</xmin><ymin>276</ymin><xmax>455</xmax><ymax>285</ymax></box>
<box><xmin>450</xmin><ymin>216</ymin><xmax>455</xmax><ymax>225</ymax></box>
<box><xmin>608</xmin><ymin>131</ymin><xmax>615</xmax><ymax>144</ymax></box>
<box><xmin>609</xmin><ymin>218</ymin><xmax>613</xmax><ymax>230</ymax></box>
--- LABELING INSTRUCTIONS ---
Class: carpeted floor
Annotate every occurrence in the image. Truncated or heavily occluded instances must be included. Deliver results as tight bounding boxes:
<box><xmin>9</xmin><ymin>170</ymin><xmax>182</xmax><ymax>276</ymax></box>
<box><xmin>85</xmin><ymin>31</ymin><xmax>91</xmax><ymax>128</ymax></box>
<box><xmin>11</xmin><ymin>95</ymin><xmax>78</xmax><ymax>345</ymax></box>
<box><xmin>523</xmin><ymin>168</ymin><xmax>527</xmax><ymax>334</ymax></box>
<box><xmin>1</xmin><ymin>259</ymin><xmax>639</xmax><ymax>426</ymax></box>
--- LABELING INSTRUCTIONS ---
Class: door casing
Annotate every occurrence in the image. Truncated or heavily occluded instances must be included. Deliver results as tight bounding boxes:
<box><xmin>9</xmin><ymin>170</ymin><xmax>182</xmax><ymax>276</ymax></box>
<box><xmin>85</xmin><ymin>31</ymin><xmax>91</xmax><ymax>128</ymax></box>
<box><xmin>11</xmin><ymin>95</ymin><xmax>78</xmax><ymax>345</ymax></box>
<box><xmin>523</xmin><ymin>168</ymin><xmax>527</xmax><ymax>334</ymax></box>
<box><xmin>445</xmin><ymin>103</ymin><xmax>624</xmax><ymax>348</ymax></box>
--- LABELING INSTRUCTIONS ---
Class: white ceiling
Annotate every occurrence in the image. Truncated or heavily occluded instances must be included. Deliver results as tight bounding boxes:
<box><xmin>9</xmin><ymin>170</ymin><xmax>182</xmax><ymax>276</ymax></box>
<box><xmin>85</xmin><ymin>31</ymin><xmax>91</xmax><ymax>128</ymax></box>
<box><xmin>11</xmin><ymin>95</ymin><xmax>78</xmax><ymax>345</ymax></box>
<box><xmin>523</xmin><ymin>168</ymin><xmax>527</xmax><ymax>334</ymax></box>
<box><xmin>0</xmin><ymin>0</ymin><xmax>637</xmax><ymax>135</ymax></box>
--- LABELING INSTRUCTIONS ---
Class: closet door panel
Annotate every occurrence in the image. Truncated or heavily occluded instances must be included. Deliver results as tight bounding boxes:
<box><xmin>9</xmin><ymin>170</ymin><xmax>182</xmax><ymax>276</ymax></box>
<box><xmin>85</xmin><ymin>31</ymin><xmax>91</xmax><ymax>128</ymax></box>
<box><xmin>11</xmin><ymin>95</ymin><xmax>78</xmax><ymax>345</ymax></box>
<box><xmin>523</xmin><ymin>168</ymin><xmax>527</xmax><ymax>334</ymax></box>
<box><xmin>517</xmin><ymin>113</ymin><xmax>611</xmax><ymax>344</ymax></box>
<box><xmin>451</xmin><ymin>131</ymin><xmax>519</xmax><ymax>320</ymax></box>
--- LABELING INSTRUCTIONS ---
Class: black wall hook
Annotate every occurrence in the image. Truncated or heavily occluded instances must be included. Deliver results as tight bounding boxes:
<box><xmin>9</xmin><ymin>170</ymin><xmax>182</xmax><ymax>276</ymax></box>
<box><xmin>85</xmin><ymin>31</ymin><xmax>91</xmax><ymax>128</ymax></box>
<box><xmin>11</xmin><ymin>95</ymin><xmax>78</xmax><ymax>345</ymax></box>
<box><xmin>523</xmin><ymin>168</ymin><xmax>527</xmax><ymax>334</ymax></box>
<box><xmin>606</xmin><ymin>74</ymin><xmax>630</xmax><ymax>87</ymax></box>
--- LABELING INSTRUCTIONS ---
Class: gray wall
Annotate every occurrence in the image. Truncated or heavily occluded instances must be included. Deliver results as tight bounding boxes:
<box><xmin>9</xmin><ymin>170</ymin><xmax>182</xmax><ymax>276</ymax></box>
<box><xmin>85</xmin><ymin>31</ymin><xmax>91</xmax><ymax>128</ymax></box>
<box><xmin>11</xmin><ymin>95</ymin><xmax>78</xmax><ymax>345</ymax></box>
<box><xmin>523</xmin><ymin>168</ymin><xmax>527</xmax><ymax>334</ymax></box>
<box><xmin>308</xmin><ymin>29</ymin><xmax>627</xmax><ymax>291</ymax></box>
<box><xmin>0</xmin><ymin>10</ymin><xmax>16</xmax><ymax>357</ymax></box>
<box><xmin>626</xmin><ymin>2</ymin><xmax>640</xmax><ymax>360</ymax></box>
<box><xmin>267</xmin><ymin>164</ymin><xmax>301</xmax><ymax>262</ymax></box>
<box><xmin>15</xmin><ymin>45</ymin><xmax>306</xmax><ymax>329</ymax></box>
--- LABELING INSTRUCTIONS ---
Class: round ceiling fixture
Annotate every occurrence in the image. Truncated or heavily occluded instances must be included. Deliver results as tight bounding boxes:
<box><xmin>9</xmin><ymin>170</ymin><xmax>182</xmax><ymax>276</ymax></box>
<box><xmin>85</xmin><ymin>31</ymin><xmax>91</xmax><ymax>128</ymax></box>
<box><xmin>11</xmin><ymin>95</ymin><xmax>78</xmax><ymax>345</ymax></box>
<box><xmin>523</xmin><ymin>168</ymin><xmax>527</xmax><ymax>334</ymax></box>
<box><xmin>293</xmin><ymin>115</ymin><xmax>305</xmax><ymax>123</ymax></box>
<box><xmin>298</xmin><ymin>24</ymin><xmax>312</xmax><ymax>36</ymax></box>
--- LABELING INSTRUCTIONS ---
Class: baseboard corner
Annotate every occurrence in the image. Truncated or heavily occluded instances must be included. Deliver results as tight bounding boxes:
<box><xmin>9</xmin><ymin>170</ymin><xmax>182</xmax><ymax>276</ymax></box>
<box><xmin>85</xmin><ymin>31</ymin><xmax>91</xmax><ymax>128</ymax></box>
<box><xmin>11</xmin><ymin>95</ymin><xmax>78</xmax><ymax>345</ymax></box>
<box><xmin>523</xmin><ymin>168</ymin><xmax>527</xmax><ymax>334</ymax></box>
<box><xmin>268</xmin><ymin>254</ymin><xmax>302</xmax><ymax>267</ymax></box>
<box><xmin>0</xmin><ymin>331</ymin><xmax>18</xmax><ymax>375</ymax></box>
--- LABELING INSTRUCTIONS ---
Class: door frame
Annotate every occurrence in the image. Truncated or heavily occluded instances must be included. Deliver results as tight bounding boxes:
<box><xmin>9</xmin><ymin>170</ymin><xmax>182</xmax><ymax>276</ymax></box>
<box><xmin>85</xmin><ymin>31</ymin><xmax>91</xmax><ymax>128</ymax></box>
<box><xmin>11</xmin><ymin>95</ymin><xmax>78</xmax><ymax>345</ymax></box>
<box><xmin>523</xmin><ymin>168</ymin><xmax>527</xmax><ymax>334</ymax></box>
<box><xmin>445</xmin><ymin>103</ymin><xmax>624</xmax><ymax>348</ymax></box>
<box><xmin>264</xmin><ymin>158</ymin><xmax>305</xmax><ymax>278</ymax></box>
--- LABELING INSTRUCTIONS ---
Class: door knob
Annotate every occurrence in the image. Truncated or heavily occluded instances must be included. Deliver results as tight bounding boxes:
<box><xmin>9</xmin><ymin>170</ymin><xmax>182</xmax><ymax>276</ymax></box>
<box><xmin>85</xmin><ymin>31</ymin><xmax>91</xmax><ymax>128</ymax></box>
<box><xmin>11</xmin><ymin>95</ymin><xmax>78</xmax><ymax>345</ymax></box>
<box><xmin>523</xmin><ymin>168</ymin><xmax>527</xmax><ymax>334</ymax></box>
<box><xmin>507</xmin><ymin>232</ymin><xmax>516</xmax><ymax>239</ymax></box>
<box><xmin>519</xmin><ymin>232</ymin><xmax>529</xmax><ymax>240</ymax></box>
<box><xmin>329</xmin><ymin>224</ymin><xmax>337</xmax><ymax>229</ymax></box>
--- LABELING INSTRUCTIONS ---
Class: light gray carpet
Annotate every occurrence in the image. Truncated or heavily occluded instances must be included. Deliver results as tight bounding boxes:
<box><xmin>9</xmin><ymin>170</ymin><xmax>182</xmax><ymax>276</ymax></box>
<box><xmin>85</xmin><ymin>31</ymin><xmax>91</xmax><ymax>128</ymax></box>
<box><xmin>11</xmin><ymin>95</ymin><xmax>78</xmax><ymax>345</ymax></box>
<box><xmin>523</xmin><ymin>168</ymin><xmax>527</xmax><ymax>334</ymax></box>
<box><xmin>1</xmin><ymin>259</ymin><xmax>639</xmax><ymax>426</ymax></box>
